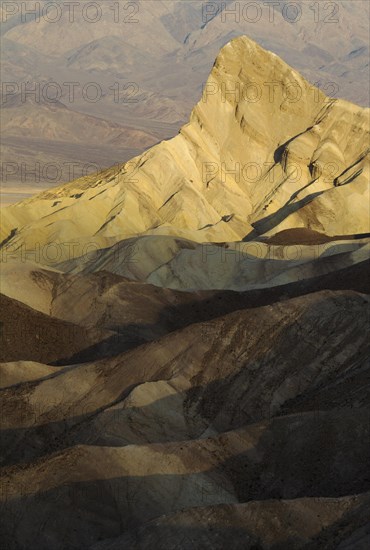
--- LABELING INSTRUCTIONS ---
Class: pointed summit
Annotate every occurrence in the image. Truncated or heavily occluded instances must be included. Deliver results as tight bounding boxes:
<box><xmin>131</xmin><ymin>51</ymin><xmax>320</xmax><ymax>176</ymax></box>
<box><xmin>1</xmin><ymin>36</ymin><xmax>369</xmax><ymax>262</ymax></box>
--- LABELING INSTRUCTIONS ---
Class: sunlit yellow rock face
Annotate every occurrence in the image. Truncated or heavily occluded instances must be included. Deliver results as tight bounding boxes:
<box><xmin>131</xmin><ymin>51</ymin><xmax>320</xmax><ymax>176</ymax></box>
<box><xmin>1</xmin><ymin>36</ymin><xmax>369</xmax><ymax>274</ymax></box>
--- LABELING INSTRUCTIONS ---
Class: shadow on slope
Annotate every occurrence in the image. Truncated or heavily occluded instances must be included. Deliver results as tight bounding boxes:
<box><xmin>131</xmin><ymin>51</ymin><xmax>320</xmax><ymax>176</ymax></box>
<box><xmin>0</xmin><ymin>294</ymin><xmax>110</xmax><ymax>364</ymax></box>
<box><xmin>1</xmin><ymin>409</ymin><xmax>369</xmax><ymax>549</ymax></box>
<box><xmin>54</xmin><ymin>258</ymin><xmax>370</xmax><ymax>365</ymax></box>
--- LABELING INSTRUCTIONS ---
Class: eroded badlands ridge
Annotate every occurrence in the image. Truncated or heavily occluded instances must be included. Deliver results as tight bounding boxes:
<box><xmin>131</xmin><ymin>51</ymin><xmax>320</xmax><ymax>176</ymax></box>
<box><xmin>2</xmin><ymin>37</ymin><xmax>369</xmax><ymax>251</ymax></box>
<box><xmin>0</xmin><ymin>36</ymin><xmax>369</xmax><ymax>549</ymax></box>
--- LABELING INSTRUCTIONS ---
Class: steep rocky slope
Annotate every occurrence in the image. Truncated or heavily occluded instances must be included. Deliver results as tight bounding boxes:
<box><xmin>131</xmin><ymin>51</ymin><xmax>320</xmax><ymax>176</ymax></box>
<box><xmin>2</xmin><ymin>38</ymin><xmax>369</xmax><ymax>267</ymax></box>
<box><xmin>2</xmin><ymin>2</ymin><xmax>369</xmax><ymax>204</ymax></box>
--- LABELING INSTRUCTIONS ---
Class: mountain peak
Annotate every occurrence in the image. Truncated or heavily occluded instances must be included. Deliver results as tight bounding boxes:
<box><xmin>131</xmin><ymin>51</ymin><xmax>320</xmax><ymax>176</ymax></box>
<box><xmin>188</xmin><ymin>34</ymin><xmax>327</xmax><ymax>144</ymax></box>
<box><xmin>1</xmin><ymin>37</ymin><xmax>369</xmax><ymax>265</ymax></box>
